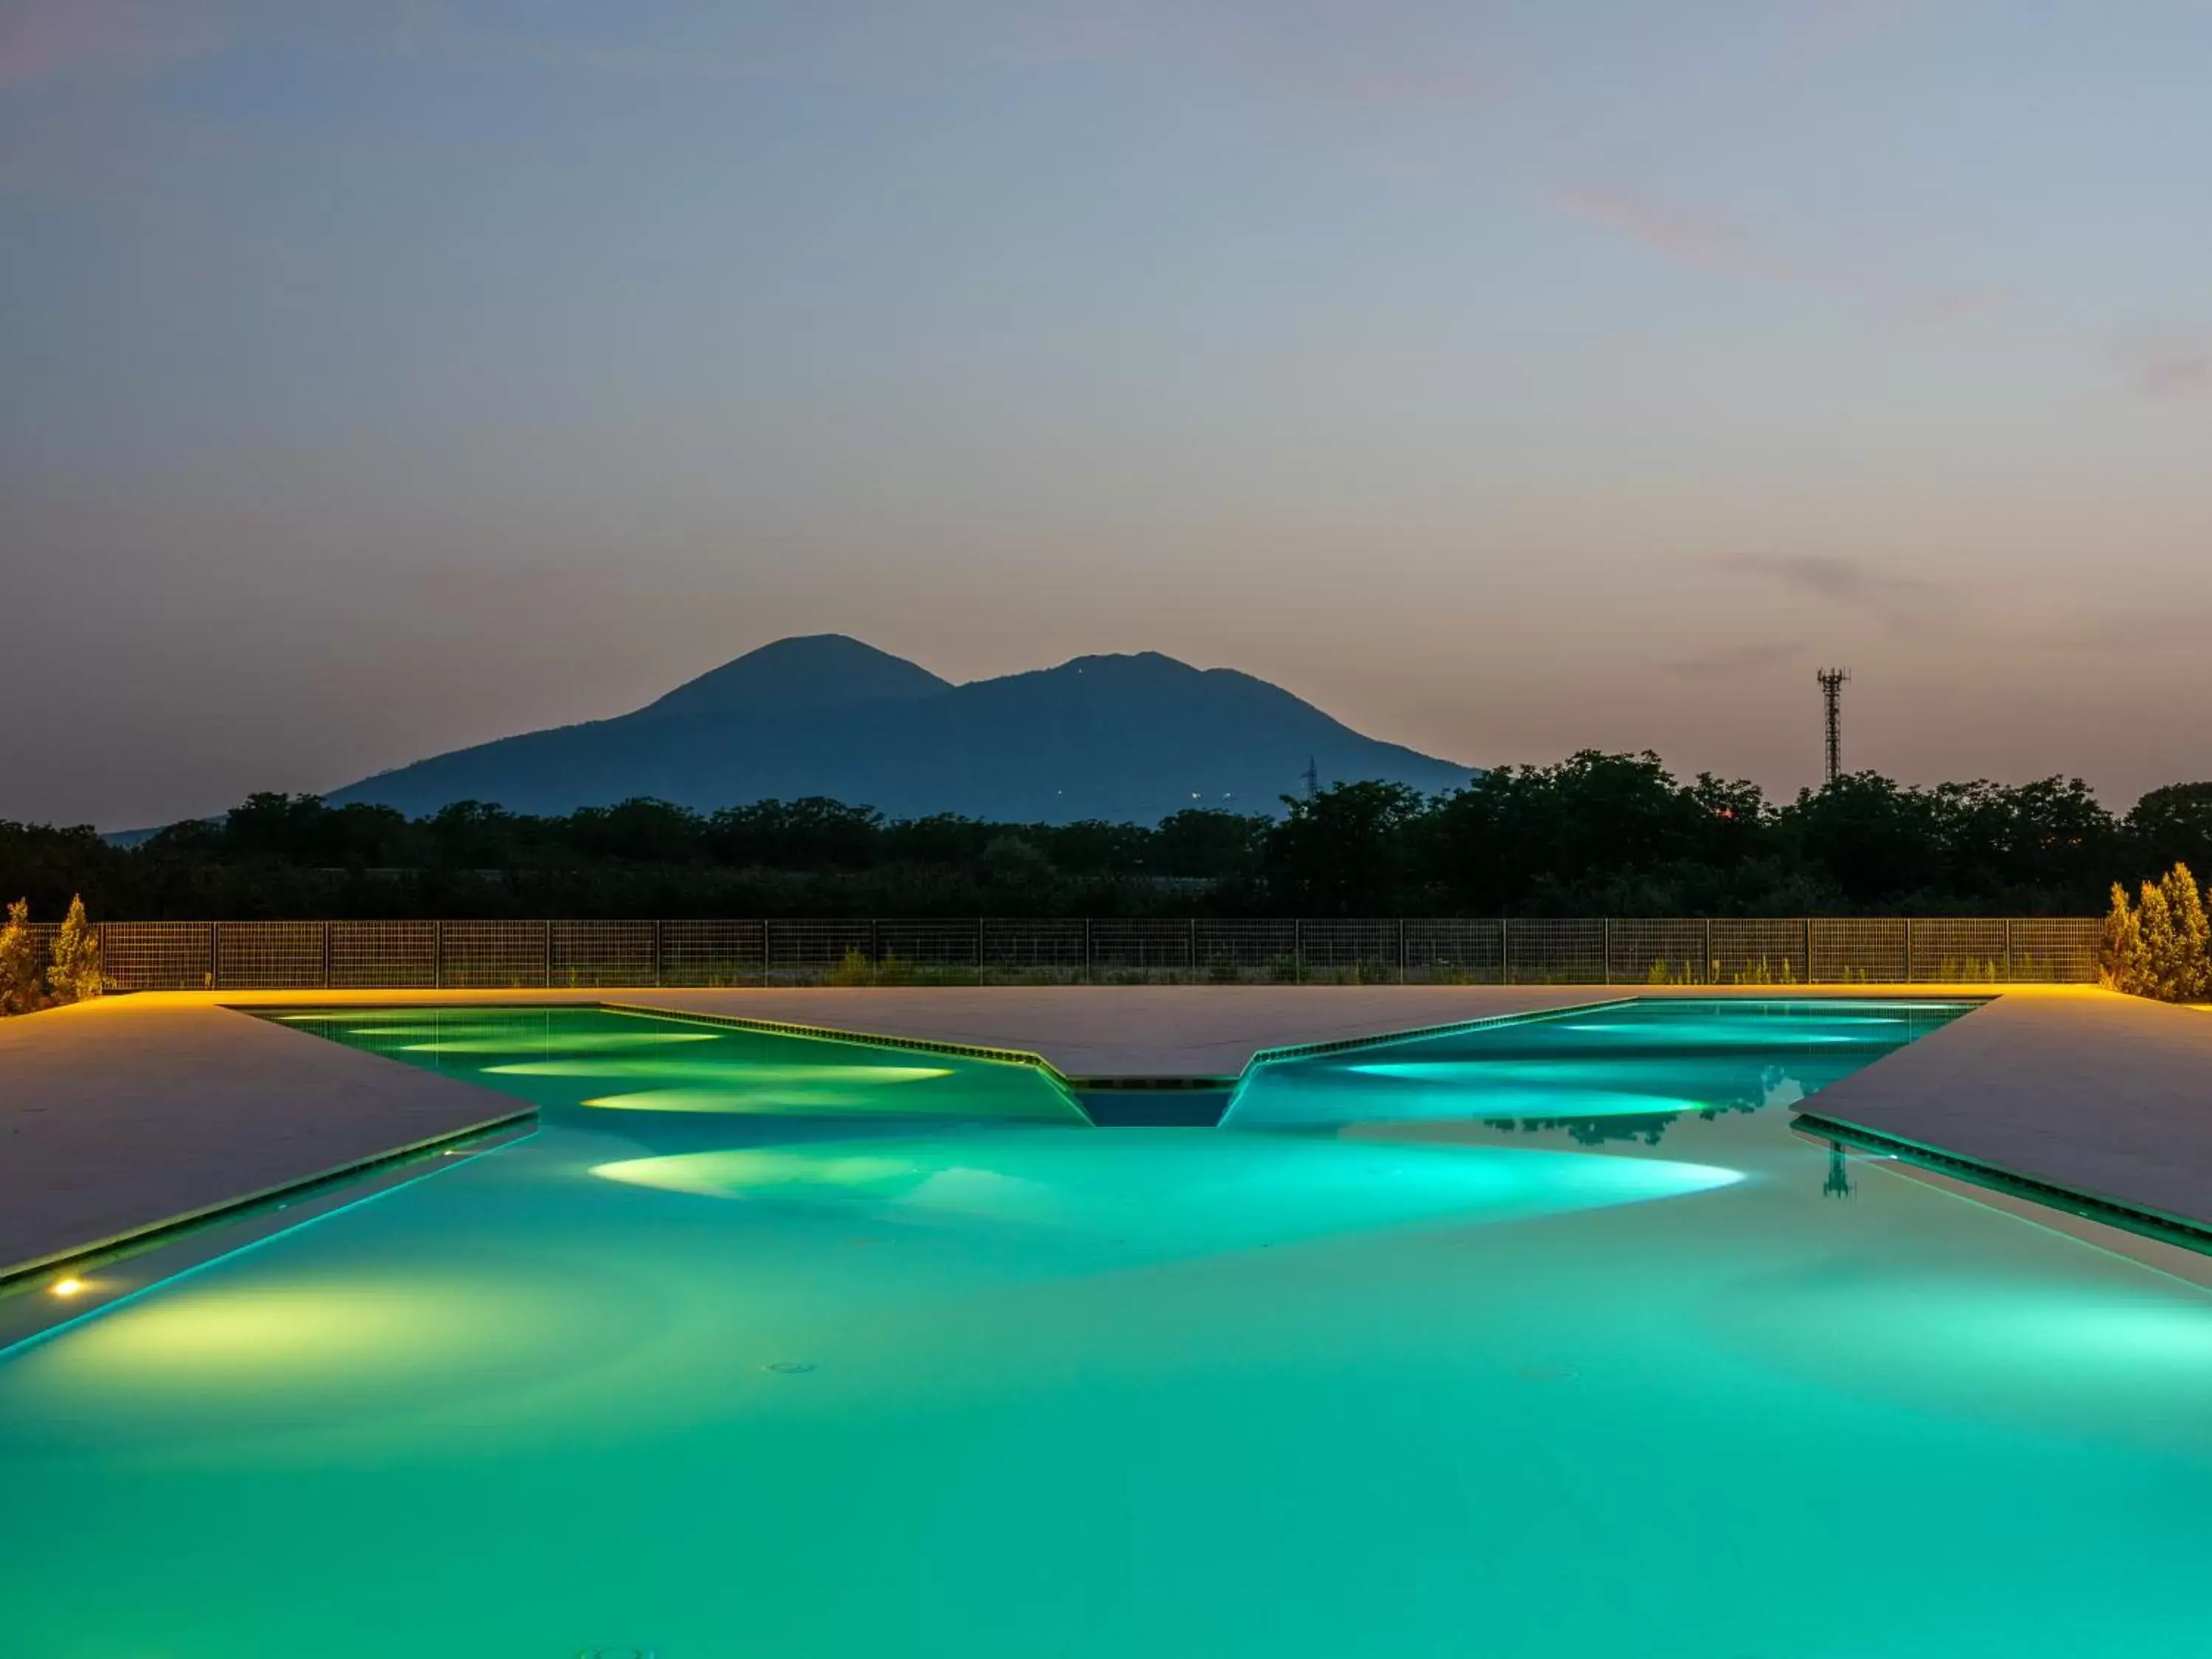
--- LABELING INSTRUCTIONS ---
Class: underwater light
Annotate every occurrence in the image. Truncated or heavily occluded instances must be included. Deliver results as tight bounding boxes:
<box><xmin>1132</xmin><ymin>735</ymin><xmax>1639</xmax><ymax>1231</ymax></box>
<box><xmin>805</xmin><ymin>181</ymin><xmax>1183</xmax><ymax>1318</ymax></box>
<box><xmin>50</xmin><ymin>1277</ymin><xmax>87</xmax><ymax>1298</ymax></box>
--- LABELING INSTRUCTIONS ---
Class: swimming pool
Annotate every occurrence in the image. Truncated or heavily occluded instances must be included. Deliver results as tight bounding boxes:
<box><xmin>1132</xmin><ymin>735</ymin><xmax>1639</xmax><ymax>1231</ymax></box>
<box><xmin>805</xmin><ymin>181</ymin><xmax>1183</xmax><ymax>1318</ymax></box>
<box><xmin>4</xmin><ymin>996</ymin><xmax>2211</xmax><ymax>1657</ymax></box>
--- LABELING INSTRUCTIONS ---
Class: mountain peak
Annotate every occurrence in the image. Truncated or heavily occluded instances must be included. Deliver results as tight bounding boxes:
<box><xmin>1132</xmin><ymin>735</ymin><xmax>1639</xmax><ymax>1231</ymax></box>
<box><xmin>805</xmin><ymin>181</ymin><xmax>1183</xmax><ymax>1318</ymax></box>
<box><xmin>1053</xmin><ymin>651</ymin><xmax>1195</xmax><ymax>677</ymax></box>
<box><xmin>328</xmin><ymin>636</ymin><xmax>1476</xmax><ymax>821</ymax></box>
<box><xmin>645</xmin><ymin>635</ymin><xmax>953</xmax><ymax>719</ymax></box>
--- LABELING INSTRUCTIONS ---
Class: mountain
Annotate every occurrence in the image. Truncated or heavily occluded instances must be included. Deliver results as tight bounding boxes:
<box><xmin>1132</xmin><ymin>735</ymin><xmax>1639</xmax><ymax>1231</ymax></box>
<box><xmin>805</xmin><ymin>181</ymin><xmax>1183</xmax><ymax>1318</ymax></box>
<box><xmin>325</xmin><ymin>636</ymin><xmax>1476</xmax><ymax>823</ymax></box>
<box><xmin>639</xmin><ymin>632</ymin><xmax>954</xmax><ymax>717</ymax></box>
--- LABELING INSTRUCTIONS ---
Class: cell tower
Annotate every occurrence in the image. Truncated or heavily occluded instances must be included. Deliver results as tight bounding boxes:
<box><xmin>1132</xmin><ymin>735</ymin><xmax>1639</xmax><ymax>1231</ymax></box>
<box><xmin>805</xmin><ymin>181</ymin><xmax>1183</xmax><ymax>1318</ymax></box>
<box><xmin>1302</xmin><ymin>756</ymin><xmax>1320</xmax><ymax>799</ymax></box>
<box><xmin>1816</xmin><ymin>668</ymin><xmax>1849</xmax><ymax>786</ymax></box>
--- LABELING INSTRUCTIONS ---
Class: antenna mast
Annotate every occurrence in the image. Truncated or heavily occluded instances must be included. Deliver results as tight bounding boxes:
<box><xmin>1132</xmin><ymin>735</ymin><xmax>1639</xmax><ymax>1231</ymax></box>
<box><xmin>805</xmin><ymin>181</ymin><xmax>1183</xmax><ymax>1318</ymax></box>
<box><xmin>1302</xmin><ymin>756</ymin><xmax>1320</xmax><ymax>799</ymax></box>
<box><xmin>1816</xmin><ymin>669</ymin><xmax>1849</xmax><ymax>786</ymax></box>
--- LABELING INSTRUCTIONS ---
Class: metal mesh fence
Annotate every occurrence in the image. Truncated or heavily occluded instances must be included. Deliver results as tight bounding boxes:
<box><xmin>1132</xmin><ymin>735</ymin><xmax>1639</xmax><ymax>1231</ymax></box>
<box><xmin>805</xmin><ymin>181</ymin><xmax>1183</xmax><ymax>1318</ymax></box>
<box><xmin>19</xmin><ymin>922</ymin><xmax>62</xmax><ymax>969</ymax></box>
<box><xmin>1608</xmin><ymin>919</ymin><xmax>1710</xmax><ymax>984</ymax></box>
<box><xmin>984</xmin><ymin>919</ymin><xmax>1087</xmax><ymax>979</ymax></box>
<box><xmin>877</xmin><ymin>922</ymin><xmax>984</xmax><ymax>971</ymax></box>
<box><xmin>437</xmin><ymin>922</ymin><xmax>548</xmax><ymax>989</ymax></box>
<box><xmin>1504</xmin><ymin>919</ymin><xmax>1607</xmax><ymax>984</ymax></box>
<box><xmin>1710</xmin><ymin>919</ymin><xmax>1809</xmax><ymax>985</ymax></box>
<box><xmin>764</xmin><ymin>919</ymin><xmax>874</xmax><ymax>979</ymax></box>
<box><xmin>330</xmin><ymin>922</ymin><xmax>438</xmax><ymax>989</ymax></box>
<box><xmin>550</xmin><ymin>921</ymin><xmax>658</xmax><ymax>988</ymax></box>
<box><xmin>99</xmin><ymin>922</ymin><xmax>215</xmax><ymax>990</ymax></box>
<box><xmin>1910</xmin><ymin>918</ymin><xmax>2011</xmax><ymax>984</ymax></box>
<box><xmin>215</xmin><ymin>922</ymin><xmax>329</xmax><ymax>990</ymax></box>
<box><xmin>1088</xmin><ymin>919</ymin><xmax>1197</xmax><ymax>978</ymax></box>
<box><xmin>1195</xmin><ymin>919</ymin><xmax>1298</xmax><ymax>981</ymax></box>
<box><xmin>658</xmin><ymin>920</ymin><xmax>765</xmax><ymax>986</ymax></box>
<box><xmin>2006</xmin><ymin>918</ymin><xmax>2101</xmax><ymax>983</ymax></box>
<box><xmin>1404</xmin><ymin>919</ymin><xmax>1506</xmax><ymax>984</ymax></box>
<box><xmin>47</xmin><ymin>916</ymin><xmax>2104</xmax><ymax>990</ymax></box>
<box><xmin>1809</xmin><ymin>917</ymin><xmax>1905</xmax><ymax>984</ymax></box>
<box><xmin>1298</xmin><ymin>920</ymin><xmax>1402</xmax><ymax>983</ymax></box>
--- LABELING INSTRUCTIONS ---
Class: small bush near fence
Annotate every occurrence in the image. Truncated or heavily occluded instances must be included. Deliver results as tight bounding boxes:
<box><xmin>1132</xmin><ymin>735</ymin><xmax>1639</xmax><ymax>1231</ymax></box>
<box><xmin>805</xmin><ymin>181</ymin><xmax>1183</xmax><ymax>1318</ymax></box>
<box><xmin>0</xmin><ymin>894</ymin><xmax>105</xmax><ymax>1014</ymax></box>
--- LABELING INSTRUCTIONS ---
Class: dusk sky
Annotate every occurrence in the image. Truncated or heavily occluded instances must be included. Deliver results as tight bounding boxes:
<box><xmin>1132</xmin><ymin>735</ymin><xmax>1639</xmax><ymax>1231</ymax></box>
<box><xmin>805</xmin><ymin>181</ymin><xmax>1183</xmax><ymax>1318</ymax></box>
<box><xmin>5</xmin><ymin>0</ymin><xmax>2210</xmax><ymax>829</ymax></box>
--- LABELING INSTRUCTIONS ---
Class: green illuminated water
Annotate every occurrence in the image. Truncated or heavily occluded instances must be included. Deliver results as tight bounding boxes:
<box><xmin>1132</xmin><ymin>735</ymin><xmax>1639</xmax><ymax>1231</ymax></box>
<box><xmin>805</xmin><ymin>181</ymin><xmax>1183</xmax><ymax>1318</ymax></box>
<box><xmin>5</xmin><ymin>998</ymin><xmax>2212</xmax><ymax>1657</ymax></box>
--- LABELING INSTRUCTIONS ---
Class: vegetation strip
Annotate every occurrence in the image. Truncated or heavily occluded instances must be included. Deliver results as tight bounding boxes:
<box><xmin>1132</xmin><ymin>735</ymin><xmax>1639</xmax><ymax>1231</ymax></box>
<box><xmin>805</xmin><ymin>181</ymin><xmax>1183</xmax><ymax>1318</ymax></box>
<box><xmin>10</xmin><ymin>757</ymin><xmax>2211</xmax><ymax>922</ymax></box>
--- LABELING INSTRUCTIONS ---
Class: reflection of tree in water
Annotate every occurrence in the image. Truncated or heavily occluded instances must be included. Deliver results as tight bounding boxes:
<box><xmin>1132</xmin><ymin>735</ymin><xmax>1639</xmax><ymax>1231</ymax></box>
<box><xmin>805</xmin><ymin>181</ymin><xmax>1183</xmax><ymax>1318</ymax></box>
<box><xmin>1482</xmin><ymin>1098</ymin><xmax>1761</xmax><ymax>1148</ymax></box>
<box><xmin>1467</xmin><ymin>1063</ymin><xmax>1806</xmax><ymax>1148</ymax></box>
<box><xmin>1823</xmin><ymin>1141</ymin><xmax>1854</xmax><ymax>1199</ymax></box>
<box><xmin>1502</xmin><ymin>1113</ymin><xmax>1680</xmax><ymax>1147</ymax></box>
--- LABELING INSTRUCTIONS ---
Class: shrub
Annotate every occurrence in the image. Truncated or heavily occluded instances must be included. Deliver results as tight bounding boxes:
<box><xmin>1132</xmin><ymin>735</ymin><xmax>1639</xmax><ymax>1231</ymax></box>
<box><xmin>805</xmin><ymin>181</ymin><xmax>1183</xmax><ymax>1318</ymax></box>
<box><xmin>2157</xmin><ymin>863</ymin><xmax>2211</xmax><ymax>1001</ymax></box>
<box><xmin>2098</xmin><ymin>883</ymin><xmax>2149</xmax><ymax>993</ymax></box>
<box><xmin>0</xmin><ymin>899</ymin><xmax>46</xmax><ymax>1015</ymax></box>
<box><xmin>46</xmin><ymin>894</ymin><xmax>102</xmax><ymax>1004</ymax></box>
<box><xmin>826</xmin><ymin>947</ymin><xmax>874</xmax><ymax>987</ymax></box>
<box><xmin>2099</xmin><ymin>865</ymin><xmax>2211</xmax><ymax>1001</ymax></box>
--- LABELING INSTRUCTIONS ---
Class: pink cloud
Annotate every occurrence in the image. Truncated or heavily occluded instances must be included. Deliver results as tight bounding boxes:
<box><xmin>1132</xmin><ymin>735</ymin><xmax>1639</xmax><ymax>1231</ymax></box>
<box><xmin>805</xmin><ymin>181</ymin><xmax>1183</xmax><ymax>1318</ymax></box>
<box><xmin>1558</xmin><ymin>184</ymin><xmax>2011</xmax><ymax>333</ymax></box>
<box><xmin>990</xmin><ymin>3</ymin><xmax>1498</xmax><ymax>116</ymax></box>
<box><xmin>2122</xmin><ymin>341</ymin><xmax>2212</xmax><ymax>400</ymax></box>
<box><xmin>0</xmin><ymin>0</ymin><xmax>223</xmax><ymax>85</ymax></box>
<box><xmin>1785</xmin><ymin>0</ymin><xmax>1924</xmax><ymax>66</ymax></box>
<box><xmin>1196</xmin><ymin>3</ymin><xmax>1498</xmax><ymax>117</ymax></box>
<box><xmin>1555</xmin><ymin>185</ymin><xmax>1792</xmax><ymax>282</ymax></box>
<box><xmin>0</xmin><ymin>1</ymin><xmax>232</xmax><ymax>200</ymax></box>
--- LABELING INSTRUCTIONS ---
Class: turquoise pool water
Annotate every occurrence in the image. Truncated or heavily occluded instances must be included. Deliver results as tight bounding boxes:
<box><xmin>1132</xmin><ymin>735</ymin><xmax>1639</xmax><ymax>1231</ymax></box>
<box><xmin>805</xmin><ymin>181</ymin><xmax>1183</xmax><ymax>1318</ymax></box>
<box><xmin>5</xmin><ymin>998</ymin><xmax>2212</xmax><ymax>1658</ymax></box>
<box><xmin>1223</xmin><ymin>997</ymin><xmax>1976</xmax><ymax>1136</ymax></box>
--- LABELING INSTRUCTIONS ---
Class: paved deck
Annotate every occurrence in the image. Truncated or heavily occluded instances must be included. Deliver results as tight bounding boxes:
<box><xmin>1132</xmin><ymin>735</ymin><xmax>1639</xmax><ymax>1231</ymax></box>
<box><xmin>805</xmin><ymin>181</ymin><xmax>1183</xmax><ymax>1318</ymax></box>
<box><xmin>1793</xmin><ymin>991</ymin><xmax>2212</xmax><ymax>1234</ymax></box>
<box><xmin>0</xmin><ymin>997</ymin><xmax>532</xmax><ymax>1279</ymax></box>
<box><xmin>7</xmin><ymin>983</ymin><xmax>2210</xmax><ymax>1282</ymax></box>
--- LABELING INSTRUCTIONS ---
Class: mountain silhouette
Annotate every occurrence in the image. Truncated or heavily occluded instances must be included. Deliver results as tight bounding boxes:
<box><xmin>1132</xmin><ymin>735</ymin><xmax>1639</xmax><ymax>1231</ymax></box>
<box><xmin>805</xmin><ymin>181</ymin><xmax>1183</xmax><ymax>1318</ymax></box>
<box><xmin>640</xmin><ymin>632</ymin><xmax>953</xmax><ymax>717</ymax></box>
<box><xmin>326</xmin><ymin>636</ymin><xmax>1475</xmax><ymax>822</ymax></box>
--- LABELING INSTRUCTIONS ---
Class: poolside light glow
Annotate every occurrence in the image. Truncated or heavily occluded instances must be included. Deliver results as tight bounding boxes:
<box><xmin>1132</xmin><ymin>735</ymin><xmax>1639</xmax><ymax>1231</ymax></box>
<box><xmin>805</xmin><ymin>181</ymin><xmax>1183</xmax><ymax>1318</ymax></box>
<box><xmin>50</xmin><ymin>1277</ymin><xmax>87</xmax><ymax>1298</ymax></box>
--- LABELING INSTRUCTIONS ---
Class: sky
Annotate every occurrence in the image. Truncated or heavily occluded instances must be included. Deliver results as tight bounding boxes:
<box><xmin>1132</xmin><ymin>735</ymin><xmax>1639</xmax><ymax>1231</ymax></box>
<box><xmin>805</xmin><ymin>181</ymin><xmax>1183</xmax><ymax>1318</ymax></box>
<box><xmin>4</xmin><ymin>0</ymin><xmax>2210</xmax><ymax>830</ymax></box>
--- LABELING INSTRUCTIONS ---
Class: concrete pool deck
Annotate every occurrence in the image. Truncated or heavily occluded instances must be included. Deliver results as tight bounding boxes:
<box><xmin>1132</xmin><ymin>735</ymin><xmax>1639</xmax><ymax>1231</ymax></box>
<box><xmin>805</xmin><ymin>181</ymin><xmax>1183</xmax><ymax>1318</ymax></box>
<box><xmin>4</xmin><ymin>984</ymin><xmax>2209</xmax><ymax>1282</ymax></box>
<box><xmin>1790</xmin><ymin>990</ymin><xmax>2212</xmax><ymax>1239</ymax></box>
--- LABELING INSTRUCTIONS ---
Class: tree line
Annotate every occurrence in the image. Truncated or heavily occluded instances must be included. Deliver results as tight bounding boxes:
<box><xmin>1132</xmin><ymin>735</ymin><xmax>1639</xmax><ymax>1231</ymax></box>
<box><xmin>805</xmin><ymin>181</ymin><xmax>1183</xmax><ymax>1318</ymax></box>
<box><xmin>4</xmin><ymin>751</ymin><xmax>2209</xmax><ymax>923</ymax></box>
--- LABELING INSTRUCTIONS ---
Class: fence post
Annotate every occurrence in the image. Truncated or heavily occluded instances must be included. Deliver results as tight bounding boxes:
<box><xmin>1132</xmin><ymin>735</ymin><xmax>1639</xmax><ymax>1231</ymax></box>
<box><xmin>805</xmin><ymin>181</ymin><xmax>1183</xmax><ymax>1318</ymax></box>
<box><xmin>1188</xmin><ymin>916</ymin><xmax>1197</xmax><ymax>978</ymax></box>
<box><xmin>1903</xmin><ymin>918</ymin><xmax>1915</xmax><ymax>984</ymax></box>
<box><xmin>653</xmin><ymin>919</ymin><xmax>664</xmax><ymax>987</ymax></box>
<box><xmin>541</xmin><ymin>922</ymin><xmax>552</xmax><ymax>989</ymax></box>
<box><xmin>1500</xmin><ymin>917</ymin><xmax>1511</xmax><ymax>985</ymax></box>
<box><xmin>434</xmin><ymin>920</ymin><xmax>444</xmax><ymax>990</ymax></box>
<box><xmin>1603</xmin><ymin>918</ymin><xmax>1614</xmax><ymax>985</ymax></box>
<box><xmin>1082</xmin><ymin>917</ymin><xmax>1092</xmax><ymax>985</ymax></box>
<box><xmin>2003</xmin><ymin>917</ymin><xmax>2013</xmax><ymax>984</ymax></box>
<box><xmin>321</xmin><ymin>921</ymin><xmax>332</xmax><ymax>989</ymax></box>
<box><xmin>1703</xmin><ymin>917</ymin><xmax>1714</xmax><ymax>984</ymax></box>
<box><xmin>1398</xmin><ymin>917</ymin><xmax>1407</xmax><ymax>984</ymax></box>
<box><xmin>1293</xmin><ymin>918</ymin><xmax>1304</xmax><ymax>985</ymax></box>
